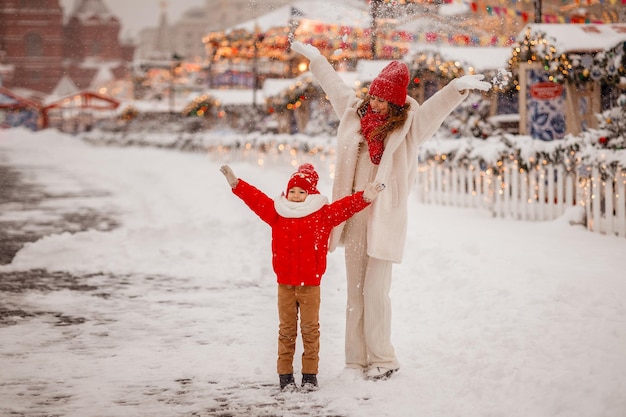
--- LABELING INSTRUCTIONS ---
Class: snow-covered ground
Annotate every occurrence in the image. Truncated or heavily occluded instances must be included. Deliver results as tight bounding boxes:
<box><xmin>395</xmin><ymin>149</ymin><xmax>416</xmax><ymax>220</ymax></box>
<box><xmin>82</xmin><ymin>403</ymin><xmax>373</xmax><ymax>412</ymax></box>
<box><xmin>1</xmin><ymin>128</ymin><xmax>625</xmax><ymax>417</ymax></box>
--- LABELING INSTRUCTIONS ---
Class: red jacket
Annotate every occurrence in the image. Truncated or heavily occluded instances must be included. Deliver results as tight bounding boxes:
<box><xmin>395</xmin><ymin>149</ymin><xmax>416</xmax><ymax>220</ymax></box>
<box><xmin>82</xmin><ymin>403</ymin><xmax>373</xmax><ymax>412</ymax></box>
<box><xmin>232</xmin><ymin>179</ymin><xmax>370</xmax><ymax>286</ymax></box>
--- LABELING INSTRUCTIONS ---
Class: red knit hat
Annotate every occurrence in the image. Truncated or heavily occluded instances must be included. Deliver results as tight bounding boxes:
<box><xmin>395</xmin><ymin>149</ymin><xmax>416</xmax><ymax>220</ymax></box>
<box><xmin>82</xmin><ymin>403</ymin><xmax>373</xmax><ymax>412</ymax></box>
<box><xmin>286</xmin><ymin>163</ymin><xmax>320</xmax><ymax>195</ymax></box>
<box><xmin>368</xmin><ymin>61</ymin><xmax>410</xmax><ymax>106</ymax></box>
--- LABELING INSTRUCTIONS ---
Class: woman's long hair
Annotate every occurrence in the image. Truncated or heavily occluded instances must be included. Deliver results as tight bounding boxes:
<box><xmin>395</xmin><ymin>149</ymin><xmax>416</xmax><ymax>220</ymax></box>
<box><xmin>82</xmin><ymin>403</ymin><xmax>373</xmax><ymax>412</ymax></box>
<box><xmin>358</xmin><ymin>96</ymin><xmax>410</xmax><ymax>140</ymax></box>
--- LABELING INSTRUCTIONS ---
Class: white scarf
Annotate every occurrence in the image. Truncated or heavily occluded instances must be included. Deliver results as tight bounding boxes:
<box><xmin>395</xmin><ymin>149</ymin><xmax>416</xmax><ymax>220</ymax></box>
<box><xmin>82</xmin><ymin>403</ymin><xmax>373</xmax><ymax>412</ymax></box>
<box><xmin>274</xmin><ymin>194</ymin><xmax>329</xmax><ymax>218</ymax></box>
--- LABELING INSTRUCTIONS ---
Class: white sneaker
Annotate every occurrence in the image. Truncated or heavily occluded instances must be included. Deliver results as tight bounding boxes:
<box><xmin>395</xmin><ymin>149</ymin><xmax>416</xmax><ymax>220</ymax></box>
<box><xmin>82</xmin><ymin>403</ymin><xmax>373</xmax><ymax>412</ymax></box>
<box><xmin>366</xmin><ymin>367</ymin><xmax>398</xmax><ymax>381</ymax></box>
<box><xmin>341</xmin><ymin>366</ymin><xmax>366</xmax><ymax>381</ymax></box>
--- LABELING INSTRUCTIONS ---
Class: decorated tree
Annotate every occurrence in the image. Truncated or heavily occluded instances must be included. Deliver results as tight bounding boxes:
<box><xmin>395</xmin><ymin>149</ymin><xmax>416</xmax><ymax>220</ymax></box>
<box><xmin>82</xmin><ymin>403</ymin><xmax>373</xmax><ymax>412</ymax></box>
<box><xmin>595</xmin><ymin>94</ymin><xmax>626</xmax><ymax>151</ymax></box>
<box><xmin>182</xmin><ymin>95</ymin><xmax>218</xmax><ymax>118</ymax></box>
<box><xmin>442</xmin><ymin>92</ymin><xmax>497</xmax><ymax>139</ymax></box>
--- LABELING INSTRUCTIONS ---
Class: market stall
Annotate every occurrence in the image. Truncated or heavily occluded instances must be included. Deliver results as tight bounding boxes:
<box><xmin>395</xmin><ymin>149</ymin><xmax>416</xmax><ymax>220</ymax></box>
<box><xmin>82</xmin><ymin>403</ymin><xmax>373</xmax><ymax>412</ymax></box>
<box><xmin>202</xmin><ymin>0</ymin><xmax>412</xmax><ymax>90</ymax></box>
<box><xmin>43</xmin><ymin>91</ymin><xmax>120</xmax><ymax>132</ymax></box>
<box><xmin>0</xmin><ymin>86</ymin><xmax>42</xmax><ymax>130</ymax></box>
<box><xmin>510</xmin><ymin>23</ymin><xmax>626</xmax><ymax>140</ymax></box>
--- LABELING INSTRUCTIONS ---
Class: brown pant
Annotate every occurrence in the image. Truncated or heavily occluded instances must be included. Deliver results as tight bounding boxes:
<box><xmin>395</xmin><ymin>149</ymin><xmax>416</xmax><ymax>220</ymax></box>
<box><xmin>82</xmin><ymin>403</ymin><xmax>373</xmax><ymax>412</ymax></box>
<box><xmin>276</xmin><ymin>284</ymin><xmax>321</xmax><ymax>375</ymax></box>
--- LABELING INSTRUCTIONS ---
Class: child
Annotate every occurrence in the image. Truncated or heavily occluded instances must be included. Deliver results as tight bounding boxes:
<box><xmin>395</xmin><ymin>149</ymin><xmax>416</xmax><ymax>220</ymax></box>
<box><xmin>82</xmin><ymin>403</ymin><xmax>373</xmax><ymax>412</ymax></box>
<box><xmin>220</xmin><ymin>163</ymin><xmax>383</xmax><ymax>391</ymax></box>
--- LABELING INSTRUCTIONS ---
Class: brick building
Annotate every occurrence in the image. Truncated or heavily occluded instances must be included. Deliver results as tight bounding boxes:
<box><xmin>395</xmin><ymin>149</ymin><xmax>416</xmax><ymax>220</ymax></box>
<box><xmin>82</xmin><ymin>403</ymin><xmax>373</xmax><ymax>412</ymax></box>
<box><xmin>0</xmin><ymin>0</ymin><xmax>134</xmax><ymax>96</ymax></box>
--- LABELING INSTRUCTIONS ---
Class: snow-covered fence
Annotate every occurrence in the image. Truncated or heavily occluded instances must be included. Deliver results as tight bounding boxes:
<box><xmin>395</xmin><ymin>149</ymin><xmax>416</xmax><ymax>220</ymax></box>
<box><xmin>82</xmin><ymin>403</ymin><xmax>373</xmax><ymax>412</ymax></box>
<box><xmin>581</xmin><ymin>166</ymin><xmax>626</xmax><ymax>238</ymax></box>
<box><xmin>415</xmin><ymin>162</ymin><xmax>626</xmax><ymax>238</ymax></box>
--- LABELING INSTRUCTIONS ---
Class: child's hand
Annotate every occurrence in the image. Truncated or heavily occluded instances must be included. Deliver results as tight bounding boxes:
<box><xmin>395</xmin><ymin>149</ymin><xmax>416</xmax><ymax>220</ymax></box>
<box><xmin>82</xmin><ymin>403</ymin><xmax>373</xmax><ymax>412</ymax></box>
<box><xmin>220</xmin><ymin>165</ymin><xmax>239</xmax><ymax>188</ymax></box>
<box><xmin>363</xmin><ymin>182</ymin><xmax>385</xmax><ymax>202</ymax></box>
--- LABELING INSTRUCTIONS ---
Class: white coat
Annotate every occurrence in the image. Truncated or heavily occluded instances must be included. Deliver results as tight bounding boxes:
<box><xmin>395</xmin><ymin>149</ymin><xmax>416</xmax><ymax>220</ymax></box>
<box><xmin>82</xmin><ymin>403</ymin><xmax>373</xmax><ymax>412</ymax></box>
<box><xmin>308</xmin><ymin>55</ymin><xmax>469</xmax><ymax>263</ymax></box>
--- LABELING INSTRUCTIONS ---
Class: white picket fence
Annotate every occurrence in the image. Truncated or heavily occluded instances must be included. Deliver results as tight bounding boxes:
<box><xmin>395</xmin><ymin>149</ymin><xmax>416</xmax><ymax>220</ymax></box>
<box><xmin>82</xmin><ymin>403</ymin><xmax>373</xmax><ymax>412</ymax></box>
<box><xmin>415</xmin><ymin>161</ymin><xmax>626</xmax><ymax>238</ymax></box>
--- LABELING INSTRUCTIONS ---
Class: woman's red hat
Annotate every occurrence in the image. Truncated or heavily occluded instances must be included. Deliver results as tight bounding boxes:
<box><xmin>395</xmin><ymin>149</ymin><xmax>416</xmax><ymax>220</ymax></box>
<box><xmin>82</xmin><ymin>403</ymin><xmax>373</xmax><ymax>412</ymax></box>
<box><xmin>368</xmin><ymin>61</ymin><xmax>410</xmax><ymax>106</ymax></box>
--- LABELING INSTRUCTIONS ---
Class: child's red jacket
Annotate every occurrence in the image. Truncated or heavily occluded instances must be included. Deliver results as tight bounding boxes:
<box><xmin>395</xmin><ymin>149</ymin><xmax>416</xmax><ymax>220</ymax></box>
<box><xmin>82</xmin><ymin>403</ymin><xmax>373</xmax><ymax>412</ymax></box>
<box><xmin>232</xmin><ymin>179</ymin><xmax>370</xmax><ymax>286</ymax></box>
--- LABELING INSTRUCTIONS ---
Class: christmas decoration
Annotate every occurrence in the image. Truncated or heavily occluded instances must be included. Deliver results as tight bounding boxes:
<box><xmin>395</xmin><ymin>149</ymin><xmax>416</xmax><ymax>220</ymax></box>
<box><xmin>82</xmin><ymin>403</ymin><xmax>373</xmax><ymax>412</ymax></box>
<box><xmin>119</xmin><ymin>105</ymin><xmax>139</xmax><ymax>121</ymax></box>
<box><xmin>182</xmin><ymin>95</ymin><xmax>218</xmax><ymax>118</ymax></box>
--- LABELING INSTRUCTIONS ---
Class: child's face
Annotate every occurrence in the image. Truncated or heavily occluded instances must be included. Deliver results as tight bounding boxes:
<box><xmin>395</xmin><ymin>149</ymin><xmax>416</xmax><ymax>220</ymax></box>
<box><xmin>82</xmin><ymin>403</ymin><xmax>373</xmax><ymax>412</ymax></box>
<box><xmin>369</xmin><ymin>95</ymin><xmax>389</xmax><ymax>115</ymax></box>
<box><xmin>287</xmin><ymin>186</ymin><xmax>308</xmax><ymax>202</ymax></box>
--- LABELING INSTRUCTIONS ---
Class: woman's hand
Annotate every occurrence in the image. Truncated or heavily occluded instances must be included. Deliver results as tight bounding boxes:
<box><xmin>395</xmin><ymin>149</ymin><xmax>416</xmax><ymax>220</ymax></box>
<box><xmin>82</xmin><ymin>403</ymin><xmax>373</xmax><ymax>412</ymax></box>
<box><xmin>455</xmin><ymin>74</ymin><xmax>491</xmax><ymax>93</ymax></box>
<box><xmin>291</xmin><ymin>41</ymin><xmax>321</xmax><ymax>61</ymax></box>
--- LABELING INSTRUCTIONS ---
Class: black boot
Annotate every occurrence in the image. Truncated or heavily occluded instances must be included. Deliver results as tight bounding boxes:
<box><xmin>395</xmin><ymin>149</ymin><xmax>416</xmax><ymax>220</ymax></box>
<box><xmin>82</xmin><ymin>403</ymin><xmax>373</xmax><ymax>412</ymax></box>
<box><xmin>301</xmin><ymin>373</ymin><xmax>318</xmax><ymax>391</ymax></box>
<box><xmin>279</xmin><ymin>374</ymin><xmax>297</xmax><ymax>392</ymax></box>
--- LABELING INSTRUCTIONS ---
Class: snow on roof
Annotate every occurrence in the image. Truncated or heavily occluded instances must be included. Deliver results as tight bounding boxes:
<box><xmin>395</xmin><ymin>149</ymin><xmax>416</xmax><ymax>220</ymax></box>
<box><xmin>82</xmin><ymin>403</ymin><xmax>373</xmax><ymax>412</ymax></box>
<box><xmin>355</xmin><ymin>60</ymin><xmax>395</xmax><ymax>82</ymax></box>
<box><xmin>405</xmin><ymin>43</ymin><xmax>512</xmax><ymax>72</ymax></box>
<box><xmin>79</xmin><ymin>57</ymin><xmax>122</xmax><ymax>70</ymax></box>
<box><xmin>262</xmin><ymin>70</ymin><xmax>361</xmax><ymax>99</ymax></box>
<box><xmin>521</xmin><ymin>23</ymin><xmax>626</xmax><ymax>53</ymax></box>
<box><xmin>0</xmin><ymin>86</ymin><xmax>41</xmax><ymax>109</ymax></box>
<box><xmin>338</xmin><ymin>71</ymin><xmax>361</xmax><ymax>89</ymax></box>
<box><xmin>231</xmin><ymin>0</ymin><xmax>370</xmax><ymax>32</ymax></box>
<box><xmin>124</xmin><ymin>98</ymin><xmax>187</xmax><ymax>114</ymax></box>
<box><xmin>89</xmin><ymin>66</ymin><xmax>115</xmax><ymax>90</ymax></box>
<box><xmin>47</xmin><ymin>76</ymin><xmax>80</xmax><ymax>104</ymax></box>
<box><xmin>208</xmin><ymin>89</ymin><xmax>265</xmax><ymax>106</ymax></box>
<box><xmin>436</xmin><ymin>46</ymin><xmax>511</xmax><ymax>72</ymax></box>
<box><xmin>438</xmin><ymin>1</ymin><xmax>470</xmax><ymax>16</ymax></box>
<box><xmin>69</xmin><ymin>0</ymin><xmax>116</xmax><ymax>24</ymax></box>
<box><xmin>396</xmin><ymin>16</ymin><xmax>467</xmax><ymax>44</ymax></box>
<box><xmin>262</xmin><ymin>78</ymin><xmax>295</xmax><ymax>97</ymax></box>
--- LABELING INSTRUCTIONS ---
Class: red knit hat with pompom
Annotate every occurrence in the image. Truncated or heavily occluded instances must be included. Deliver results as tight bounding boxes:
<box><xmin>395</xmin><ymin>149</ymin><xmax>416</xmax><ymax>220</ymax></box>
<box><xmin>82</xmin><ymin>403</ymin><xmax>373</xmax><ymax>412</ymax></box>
<box><xmin>368</xmin><ymin>61</ymin><xmax>410</xmax><ymax>106</ymax></box>
<box><xmin>286</xmin><ymin>163</ymin><xmax>320</xmax><ymax>195</ymax></box>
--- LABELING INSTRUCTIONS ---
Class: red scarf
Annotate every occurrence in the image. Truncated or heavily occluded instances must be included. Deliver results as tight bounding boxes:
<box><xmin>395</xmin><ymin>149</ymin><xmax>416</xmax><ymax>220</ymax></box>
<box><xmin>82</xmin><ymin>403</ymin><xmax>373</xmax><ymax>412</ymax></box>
<box><xmin>360</xmin><ymin>106</ymin><xmax>388</xmax><ymax>165</ymax></box>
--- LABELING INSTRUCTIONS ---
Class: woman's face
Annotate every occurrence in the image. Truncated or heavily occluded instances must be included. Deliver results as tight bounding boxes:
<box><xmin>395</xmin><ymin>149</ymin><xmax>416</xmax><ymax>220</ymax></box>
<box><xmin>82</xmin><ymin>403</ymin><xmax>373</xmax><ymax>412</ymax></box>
<box><xmin>369</xmin><ymin>95</ymin><xmax>389</xmax><ymax>115</ymax></box>
<box><xmin>287</xmin><ymin>186</ymin><xmax>308</xmax><ymax>202</ymax></box>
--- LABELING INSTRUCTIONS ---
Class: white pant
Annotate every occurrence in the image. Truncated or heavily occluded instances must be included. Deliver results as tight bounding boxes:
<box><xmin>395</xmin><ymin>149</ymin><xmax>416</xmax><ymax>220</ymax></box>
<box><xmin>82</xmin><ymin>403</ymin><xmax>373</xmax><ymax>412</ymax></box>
<box><xmin>342</xmin><ymin>143</ymin><xmax>399</xmax><ymax>370</ymax></box>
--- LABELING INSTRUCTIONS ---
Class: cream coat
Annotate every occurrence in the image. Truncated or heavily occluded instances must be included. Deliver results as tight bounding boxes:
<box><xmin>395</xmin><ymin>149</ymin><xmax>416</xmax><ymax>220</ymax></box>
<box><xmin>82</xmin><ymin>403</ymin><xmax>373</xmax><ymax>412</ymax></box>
<box><xmin>309</xmin><ymin>55</ymin><xmax>468</xmax><ymax>263</ymax></box>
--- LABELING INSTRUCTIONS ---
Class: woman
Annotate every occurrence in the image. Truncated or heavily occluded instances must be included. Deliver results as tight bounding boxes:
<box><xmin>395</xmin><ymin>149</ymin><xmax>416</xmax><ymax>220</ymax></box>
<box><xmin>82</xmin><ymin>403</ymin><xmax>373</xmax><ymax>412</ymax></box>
<box><xmin>291</xmin><ymin>41</ymin><xmax>491</xmax><ymax>380</ymax></box>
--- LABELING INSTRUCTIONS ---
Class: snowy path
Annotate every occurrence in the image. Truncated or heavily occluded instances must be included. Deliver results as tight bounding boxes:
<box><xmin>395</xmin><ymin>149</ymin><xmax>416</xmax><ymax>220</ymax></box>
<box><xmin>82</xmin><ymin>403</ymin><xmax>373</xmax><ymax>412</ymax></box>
<box><xmin>1</xmin><ymin>129</ymin><xmax>625</xmax><ymax>417</ymax></box>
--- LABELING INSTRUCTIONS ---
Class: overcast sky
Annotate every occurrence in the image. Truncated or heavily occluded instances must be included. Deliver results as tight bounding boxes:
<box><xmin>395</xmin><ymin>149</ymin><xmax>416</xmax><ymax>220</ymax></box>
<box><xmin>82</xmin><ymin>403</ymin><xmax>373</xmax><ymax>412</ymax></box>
<box><xmin>59</xmin><ymin>0</ymin><xmax>207</xmax><ymax>40</ymax></box>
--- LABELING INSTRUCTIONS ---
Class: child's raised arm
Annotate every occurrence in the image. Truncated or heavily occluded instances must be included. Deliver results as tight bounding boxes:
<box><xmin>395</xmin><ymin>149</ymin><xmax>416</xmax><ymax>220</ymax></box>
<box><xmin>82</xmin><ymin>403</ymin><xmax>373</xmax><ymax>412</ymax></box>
<box><xmin>220</xmin><ymin>165</ymin><xmax>239</xmax><ymax>188</ymax></box>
